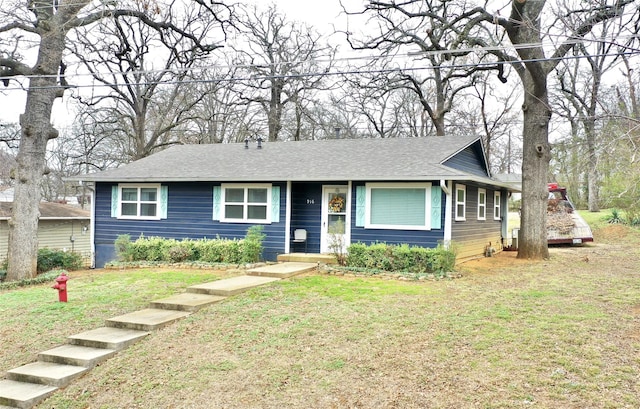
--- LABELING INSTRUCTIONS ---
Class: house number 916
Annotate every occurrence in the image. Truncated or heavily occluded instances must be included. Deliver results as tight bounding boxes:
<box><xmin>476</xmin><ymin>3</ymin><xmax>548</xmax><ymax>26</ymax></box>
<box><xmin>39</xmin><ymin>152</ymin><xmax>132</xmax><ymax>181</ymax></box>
<box><xmin>307</xmin><ymin>199</ymin><xmax>315</xmax><ymax>204</ymax></box>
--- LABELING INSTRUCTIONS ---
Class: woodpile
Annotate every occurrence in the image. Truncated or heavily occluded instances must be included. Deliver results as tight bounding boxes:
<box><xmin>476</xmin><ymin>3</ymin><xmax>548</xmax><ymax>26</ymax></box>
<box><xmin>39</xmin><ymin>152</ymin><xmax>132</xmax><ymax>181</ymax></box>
<box><xmin>547</xmin><ymin>199</ymin><xmax>575</xmax><ymax>234</ymax></box>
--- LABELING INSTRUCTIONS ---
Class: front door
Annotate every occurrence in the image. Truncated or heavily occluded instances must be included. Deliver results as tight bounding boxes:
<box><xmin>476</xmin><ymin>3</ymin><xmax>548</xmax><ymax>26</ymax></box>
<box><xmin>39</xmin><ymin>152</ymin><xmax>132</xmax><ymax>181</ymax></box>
<box><xmin>321</xmin><ymin>185</ymin><xmax>349</xmax><ymax>254</ymax></box>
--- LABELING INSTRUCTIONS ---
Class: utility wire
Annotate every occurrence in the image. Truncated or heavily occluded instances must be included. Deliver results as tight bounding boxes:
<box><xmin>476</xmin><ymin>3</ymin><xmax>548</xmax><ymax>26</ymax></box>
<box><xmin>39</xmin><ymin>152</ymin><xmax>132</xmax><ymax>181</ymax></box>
<box><xmin>1</xmin><ymin>50</ymin><xmax>639</xmax><ymax>92</ymax></box>
<box><xmin>2</xmin><ymin>34</ymin><xmax>640</xmax><ymax>83</ymax></box>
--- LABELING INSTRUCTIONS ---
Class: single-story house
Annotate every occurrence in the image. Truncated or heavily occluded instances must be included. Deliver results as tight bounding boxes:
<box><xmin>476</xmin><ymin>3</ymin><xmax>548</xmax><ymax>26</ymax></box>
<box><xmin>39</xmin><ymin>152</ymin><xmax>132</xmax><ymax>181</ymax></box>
<box><xmin>0</xmin><ymin>202</ymin><xmax>91</xmax><ymax>266</ymax></box>
<box><xmin>72</xmin><ymin>135</ymin><xmax>518</xmax><ymax>267</ymax></box>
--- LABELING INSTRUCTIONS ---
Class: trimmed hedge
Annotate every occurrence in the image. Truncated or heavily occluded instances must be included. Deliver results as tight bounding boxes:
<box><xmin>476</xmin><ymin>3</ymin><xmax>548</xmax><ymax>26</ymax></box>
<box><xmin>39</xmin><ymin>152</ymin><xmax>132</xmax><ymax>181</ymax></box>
<box><xmin>115</xmin><ymin>226</ymin><xmax>265</xmax><ymax>265</ymax></box>
<box><xmin>346</xmin><ymin>242</ymin><xmax>456</xmax><ymax>274</ymax></box>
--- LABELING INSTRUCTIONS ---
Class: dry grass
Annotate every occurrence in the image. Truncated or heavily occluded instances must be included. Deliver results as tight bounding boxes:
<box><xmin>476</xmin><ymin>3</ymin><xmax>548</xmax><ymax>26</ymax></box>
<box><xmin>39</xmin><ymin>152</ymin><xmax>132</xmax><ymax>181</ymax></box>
<box><xmin>2</xmin><ymin>226</ymin><xmax>639</xmax><ymax>409</ymax></box>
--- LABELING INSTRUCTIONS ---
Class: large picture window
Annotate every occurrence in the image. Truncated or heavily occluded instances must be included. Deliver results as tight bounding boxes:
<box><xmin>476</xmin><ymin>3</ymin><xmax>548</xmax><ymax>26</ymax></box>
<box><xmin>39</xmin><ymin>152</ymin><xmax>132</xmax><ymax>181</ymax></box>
<box><xmin>455</xmin><ymin>184</ymin><xmax>466</xmax><ymax>221</ymax></box>
<box><xmin>221</xmin><ymin>184</ymin><xmax>271</xmax><ymax>223</ymax></box>
<box><xmin>118</xmin><ymin>184</ymin><xmax>161</xmax><ymax>219</ymax></box>
<box><xmin>365</xmin><ymin>183</ymin><xmax>431</xmax><ymax>230</ymax></box>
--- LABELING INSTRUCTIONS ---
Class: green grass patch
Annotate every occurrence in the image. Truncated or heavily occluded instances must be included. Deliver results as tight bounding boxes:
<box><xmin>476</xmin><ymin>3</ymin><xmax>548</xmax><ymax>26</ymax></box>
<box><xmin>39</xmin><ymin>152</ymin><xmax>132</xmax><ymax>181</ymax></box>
<box><xmin>5</xmin><ymin>238</ymin><xmax>640</xmax><ymax>408</ymax></box>
<box><xmin>0</xmin><ymin>268</ymin><xmax>222</xmax><ymax>370</ymax></box>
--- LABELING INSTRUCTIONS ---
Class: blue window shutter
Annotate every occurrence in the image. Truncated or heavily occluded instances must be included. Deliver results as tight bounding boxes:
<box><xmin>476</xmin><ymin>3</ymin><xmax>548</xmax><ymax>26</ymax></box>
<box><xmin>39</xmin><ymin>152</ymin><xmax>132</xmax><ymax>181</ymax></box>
<box><xmin>356</xmin><ymin>185</ymin><xmax>365</xmax><ymax>227</ymax></box>
<box><xmin>159</xmin><ymin>185</ymin><xmax>168</xmax><ymax>219</ymax></box>
<box><xmin>111</xmin><ymin>185</ymin><xmax>119</xmax><ymax>218</ymax></box>
<box><xmin>431</xmin><ymin>186</ymin><xmax>442</xmax><ymax>229</ymax></box>
<box><xmin>271</xmin><ymin>186</ymin><xmax>280</xmax><ymax>223</ymax></box>
<box><xmin>212</xmin><ymin>186</ymin><xmax>221</xmax><ymax>221</ymax></box>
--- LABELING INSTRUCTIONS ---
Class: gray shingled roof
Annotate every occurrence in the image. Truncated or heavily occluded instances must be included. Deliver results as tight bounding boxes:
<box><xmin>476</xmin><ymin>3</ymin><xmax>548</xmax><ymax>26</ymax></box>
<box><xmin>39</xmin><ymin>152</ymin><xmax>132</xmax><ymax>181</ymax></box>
<box><xmin>74</xmin><ymin>136</ymin><xmax>508</xmax><ymax>187</ymax></box>
<box><xmin>0</xmin><ymin>202</ymin><xmax>90</xmax><ymax>220</ymax></box>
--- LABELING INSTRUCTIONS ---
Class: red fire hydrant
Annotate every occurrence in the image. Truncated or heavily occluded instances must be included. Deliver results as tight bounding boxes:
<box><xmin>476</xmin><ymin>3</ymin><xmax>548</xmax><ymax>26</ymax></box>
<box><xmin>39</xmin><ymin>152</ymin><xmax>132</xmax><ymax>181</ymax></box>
<box><xmin>52</xmin><ymin>272</ymin><xmax>69</xmax><ymax>302</ymax></box>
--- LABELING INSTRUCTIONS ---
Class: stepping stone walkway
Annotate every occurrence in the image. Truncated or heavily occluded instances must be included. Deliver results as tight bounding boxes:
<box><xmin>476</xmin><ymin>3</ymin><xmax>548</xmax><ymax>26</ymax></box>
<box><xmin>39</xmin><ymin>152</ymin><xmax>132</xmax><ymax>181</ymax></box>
<box><xmin>0</xmin><ymin>262</ymin><xmax>316</xmax><ymax>408</ymax></box>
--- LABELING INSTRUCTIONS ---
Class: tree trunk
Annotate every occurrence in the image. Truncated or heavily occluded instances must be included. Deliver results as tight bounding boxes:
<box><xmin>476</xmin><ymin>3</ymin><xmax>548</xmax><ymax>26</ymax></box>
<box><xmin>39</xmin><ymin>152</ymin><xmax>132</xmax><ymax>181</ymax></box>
<box><xmin>7</xmin><ymin>30</ymin><xmax>65</xmax><ymax>280</ymax></box>
<box><xmin>585</xmin><ymin>105</ymin><xmax>600</xmax><ymax>212</ymax></box>
<box><xmin>517</xmin><ymin>72</ymin><xmax>551</xmax><ymax>260</ymax></box>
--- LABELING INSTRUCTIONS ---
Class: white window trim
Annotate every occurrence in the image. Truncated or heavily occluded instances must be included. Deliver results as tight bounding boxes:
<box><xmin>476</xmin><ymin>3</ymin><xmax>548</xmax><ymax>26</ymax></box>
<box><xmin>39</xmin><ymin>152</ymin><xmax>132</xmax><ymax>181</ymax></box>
<box><xmin>455</xmin><ymin>184</ymin><xmax>466</xmax><ymax>221</ymax></box>
<box><xmin>494</xmin><ymin>190</ymin><xmax>502</xmax><ymax>220</ymax></box>
<box><xmin>220</xmin><ymin>183</ymin><xmax>272</xmax><ymax>224</ymax></box>
<box><xmin>364</xmin><ymin>182</ymin><xmax>432</xmax><ymax>231</ymax></box>
<box><xmin>477</xmin><ymin>188</ymin><xmax>487</xmax><ymax>221</ymax></box>
<box><xmin>117</xmin><ymin>184</ymin><xmax>161</xmax><ymax>220</ymax></box>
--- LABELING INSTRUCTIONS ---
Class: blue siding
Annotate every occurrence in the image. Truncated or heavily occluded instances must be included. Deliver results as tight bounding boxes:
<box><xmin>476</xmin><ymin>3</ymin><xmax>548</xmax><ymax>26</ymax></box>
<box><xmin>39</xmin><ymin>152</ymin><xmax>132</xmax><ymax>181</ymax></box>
<box><xmin>290</xmin><ymin>182</ymin><xmax>323</xmax><ymax>253</ymax></box>
<box><xmin>94</xmin><ymin>182</ymin><xmax>286</xmax><ymax>267</ymax></box>
<box><xmin>443</xmin><ymin>141</ymin><xmax>488</xmax><ymax>177</ymax></box>
<box><xmin>349</xmin><ymin>182</ymin><xmax>445</xmax><ymax>248</ymax></box>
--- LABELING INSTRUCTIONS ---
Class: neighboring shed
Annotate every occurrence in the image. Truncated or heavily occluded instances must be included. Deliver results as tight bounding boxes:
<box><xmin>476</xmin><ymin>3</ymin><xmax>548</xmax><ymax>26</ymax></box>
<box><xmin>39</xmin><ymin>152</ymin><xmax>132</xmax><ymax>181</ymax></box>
<box><xmin>72</xmin><ymin>136</ymin><xmax>519</xmax><ymax>267</ymax></box>
<box><xmin>0</xmin><ymin>202</ymin><xmax>91</xmax><ymax>266</ymax></box>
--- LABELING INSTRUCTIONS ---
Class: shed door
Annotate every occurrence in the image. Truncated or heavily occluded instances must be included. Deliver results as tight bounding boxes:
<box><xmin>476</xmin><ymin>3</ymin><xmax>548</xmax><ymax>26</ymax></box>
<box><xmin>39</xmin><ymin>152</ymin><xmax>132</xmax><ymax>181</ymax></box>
<box><xmin>321</xmin><ymin>185</ymin><xmax>349</xmax><ymax>253</ymax></box>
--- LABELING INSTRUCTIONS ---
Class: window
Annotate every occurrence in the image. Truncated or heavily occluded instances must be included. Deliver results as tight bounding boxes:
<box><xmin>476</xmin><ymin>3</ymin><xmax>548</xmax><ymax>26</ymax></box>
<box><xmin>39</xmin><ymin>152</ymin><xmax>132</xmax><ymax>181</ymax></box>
<box><xmin>221</xmin><ymin>184</ymin><xmax>271</xmax><ymax>223</ymax></box>
<box><xmin>118</xmin><ymin>184</ymin><xmax>161</xmax><ymax>219</ymax></box>
<box><xmin>477</xmin><ymin>188</ymin><xmax>486</xmax><ymax>220</ymax></box>
<box><xmin>365</xmin><ymin>183</ymin><xmax>431</xmax><ymax>230</ymax></box>
<box><xmin>455</xmin><ymin>184</ymin><xmax>466</xmax><ymax>221</ymax></box>
<box><xmin>494</xmin><ymin>191</ymin><xmax>502</xmax><ymax>220</ymax></box>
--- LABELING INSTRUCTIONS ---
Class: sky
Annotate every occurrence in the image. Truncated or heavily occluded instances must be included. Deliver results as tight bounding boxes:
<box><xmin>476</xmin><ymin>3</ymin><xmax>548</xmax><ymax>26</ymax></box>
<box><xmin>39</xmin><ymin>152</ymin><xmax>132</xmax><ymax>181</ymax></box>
<box><xmin>0</xmin><ymin>0</ymin><xmax>352</xmax><ymax>128</ymax></box>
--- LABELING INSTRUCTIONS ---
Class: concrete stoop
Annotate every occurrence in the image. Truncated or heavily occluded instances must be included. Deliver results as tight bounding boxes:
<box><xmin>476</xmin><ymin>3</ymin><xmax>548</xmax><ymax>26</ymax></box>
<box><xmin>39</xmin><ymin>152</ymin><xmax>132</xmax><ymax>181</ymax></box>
<box><xmin>247</xmin><ymin>262</ymin><xmax>317</xmax><ymax>278</ymax></box>
<box><xmin>0</xmin><ymin>263</ymin><xmax>314</xmax><ymax>408</ymax></box>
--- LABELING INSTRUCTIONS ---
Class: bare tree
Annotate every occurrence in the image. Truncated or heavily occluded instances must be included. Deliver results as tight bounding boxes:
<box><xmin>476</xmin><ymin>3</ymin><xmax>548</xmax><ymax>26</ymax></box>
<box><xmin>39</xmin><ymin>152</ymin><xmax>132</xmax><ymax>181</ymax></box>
<box><xmin>0</xmin><ymin>123</ymin><xmax>19</xmax><ymax>186</ymax></box>
<box><xmin>181</xmin><ymin>64</ymin><xmax>263</xmax><ymax>144</ymax></box>
<box><xmin>452</xmin><ymin>72</ymin><xmax>522</xmax><ymax>173</ymax></box>
<box><xmin>0</xmin><ymin>0</ymin><xmax>230</xmax><ymax>280</ymax></box>
<box><xmin>346</xmin><ymin>0</ymin><xmax>639</xmax><ymax>259</ymax></box>
<box><xmin>233</xmin><ymin>4</ymin><xmax>335</xmax><ymax>142</ymax></box>
<box><xmin>554</xmin><ymin>15</ymin><xmax>637</xmax><ymax>212</ymax></box>
<box><xmin>342</xmin><ymin>0</ymin><xmax>507</xmax><ymax>136</ymax></box>
<box><xmin>70</xmin><ymin>3</ymin><xmax>226</xmax><ymax>161</ymax></box>
<box><xmin>341</xmin><ymin>70</ymin><xmax>404</xmax><ymax>138</ymax></box>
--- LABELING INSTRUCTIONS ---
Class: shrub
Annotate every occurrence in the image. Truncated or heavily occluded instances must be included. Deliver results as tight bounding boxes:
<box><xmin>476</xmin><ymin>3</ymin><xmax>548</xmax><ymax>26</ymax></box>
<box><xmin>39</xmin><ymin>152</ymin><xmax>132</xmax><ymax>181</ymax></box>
<box><xmin>37</xmin><ymin>248</ymin><xmax>83</xmax><ymax>273</ymax></box>
<box><xmin>115</xmin><ymin>234</ymin><xmax>133</xmax><ymax>261</ymax></box>
<box><xmin>346</xmin><ymin>242</ymin><xmax>456</xmax><ymax>275</ymax></box>
<box><xmin>164</xmin><ymin>241</ymin><xmax>195</xmax><ymax>263</ymax></box>
<box><xmin>242</xmin><ymin>225</ymin><xmax>265</xmax><ymax>263</ymax></box>
<box><xmin>112</xmin><ymin>226</ymin><xmax>266</xmax><ymax>265</ymax></box>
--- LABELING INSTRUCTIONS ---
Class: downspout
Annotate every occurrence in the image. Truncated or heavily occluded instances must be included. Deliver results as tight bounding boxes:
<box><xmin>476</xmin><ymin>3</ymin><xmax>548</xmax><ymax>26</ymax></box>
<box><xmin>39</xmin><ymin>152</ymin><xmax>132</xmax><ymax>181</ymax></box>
<box><xmin>284</xmin><ymin>180</ymin><xmax>292</xmax><ymax>253</ymax></box>
<box><xmin>442</xmin><ymin>180</ymin><xmax>453</xmax><ymax>247</ymax></box>
<box><xmin>83</xmin><ymin>181</ymin><xmax>96</xmax><ymax>268</ymax></box>
<box><xmin>439</xmin><ymin>180</ymin><xmax>450</xmax><ymax>196</ymax></box>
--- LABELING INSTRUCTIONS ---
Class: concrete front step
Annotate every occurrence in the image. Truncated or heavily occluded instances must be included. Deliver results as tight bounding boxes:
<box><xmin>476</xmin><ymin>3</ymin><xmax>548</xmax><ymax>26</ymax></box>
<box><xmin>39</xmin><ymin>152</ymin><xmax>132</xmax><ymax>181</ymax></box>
<box><xmin>38</xmin><ymin>345</ymin><xmax>116</xmax><ymax>368</ymax></box>
<box><xmin>247</xmin><ymin>262</ymin><xmax>317</xmax><ymax>278</ymax></box>
<box><xmin>0</xmin><ymin>380</ymin><xmax>57</xmax><ymax>409</ymax></box>
<box><xmin>277</xmin><ymin>253</ymin><xmax>338</xmax><ymax>264</ymax></box>
<box><xmin>68</xmin><ymin>327</ymin><xmax>149</xmax><ymax>350</ymax></box>
<box><xmin>105</xmin><ymin>308</ymin><xmax>191</xmax><ymax>331</ymax></box>
<box><xmin>6</xmin><ymin>362</ymin><xmax>88</xmax><ymax>388</ymax></box>
<box><xmin>149</xmin><ymin>293</ymin><xmax>227</xmax><ymax>312</ymax></box>
<box><xmin>187</xmin><ymin>275</ymin><xmax>280</xmax><ymax>296</ymax></box>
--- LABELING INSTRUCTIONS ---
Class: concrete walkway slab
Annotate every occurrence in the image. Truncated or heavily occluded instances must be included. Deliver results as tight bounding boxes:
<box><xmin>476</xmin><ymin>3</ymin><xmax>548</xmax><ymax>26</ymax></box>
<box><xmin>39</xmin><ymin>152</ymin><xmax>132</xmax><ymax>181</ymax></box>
<box><xmin>105</xmin><ymin>308</ymin><xmax>191</xmax><ymax>331</ymax></box>
<box><xmin>38</xmin><ymin>345</ymin><xmax>116</xmax><ymax>368</ymax></box>
<box><xmin>0</xmin><ymin>380</ymin><xmax>57</xmax><ymax>409</ymax></box>
<box><xmin>149</xmin><ymin>293</ymin><xmax>227</xmax><ymax>312</ymax></box>
<box><xmin>187</xmin><ymin>275</ymin><xmax>280</xmax><ymax>296</ymax></box>
<box><xmin>68</xmin><ymin>327</ymin><xmax>149</xmax><ymax>350</ymax></box>
<box><xmin>247</xmin><ymin>262</ymin><xmax>317</xmax><ymax>278</ymax></box>
<box><xmin>277</xmin><ymin>253</ymin><xmax>338</xmax><ymax>264</ymax></box>
<box><xmin>7</xmin><ymin>362</ymin><xmax>88</xmax><ymax>388</ymax></box>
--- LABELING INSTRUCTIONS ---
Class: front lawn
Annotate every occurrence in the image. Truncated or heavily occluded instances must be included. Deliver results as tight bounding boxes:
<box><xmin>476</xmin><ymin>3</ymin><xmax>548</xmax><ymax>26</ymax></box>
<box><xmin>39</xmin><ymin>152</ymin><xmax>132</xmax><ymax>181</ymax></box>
<box><xmin>1</xmin><ymin>225</ymin><xmax>639</xmax><ymax>408</ymax></box>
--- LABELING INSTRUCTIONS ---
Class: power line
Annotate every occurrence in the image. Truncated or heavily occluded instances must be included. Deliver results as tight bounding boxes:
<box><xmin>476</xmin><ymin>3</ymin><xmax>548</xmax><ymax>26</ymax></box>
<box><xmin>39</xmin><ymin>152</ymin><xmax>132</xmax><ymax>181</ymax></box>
<box><xmin>2</xmin><ymin>33</ymin><xmax>639</xmax><ymax>84</ymax></box>
<box><xmin>1</xmin><ymin>50</ymin><xmax>639</xmax><ymax>92</ymax></box>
